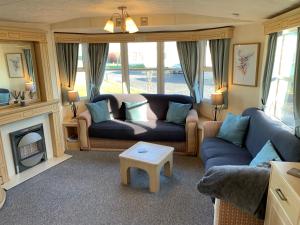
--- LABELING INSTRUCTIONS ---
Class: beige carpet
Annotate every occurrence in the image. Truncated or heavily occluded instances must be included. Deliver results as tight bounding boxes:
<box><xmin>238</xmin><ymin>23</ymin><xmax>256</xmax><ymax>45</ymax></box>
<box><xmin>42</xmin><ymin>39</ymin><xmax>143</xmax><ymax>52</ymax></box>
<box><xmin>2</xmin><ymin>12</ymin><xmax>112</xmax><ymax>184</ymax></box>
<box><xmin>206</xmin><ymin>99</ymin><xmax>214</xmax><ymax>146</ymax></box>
<box><xmin>0</xmin><ymin>151</ymin><xmax>214</xmax><ymax>225</ymax></box>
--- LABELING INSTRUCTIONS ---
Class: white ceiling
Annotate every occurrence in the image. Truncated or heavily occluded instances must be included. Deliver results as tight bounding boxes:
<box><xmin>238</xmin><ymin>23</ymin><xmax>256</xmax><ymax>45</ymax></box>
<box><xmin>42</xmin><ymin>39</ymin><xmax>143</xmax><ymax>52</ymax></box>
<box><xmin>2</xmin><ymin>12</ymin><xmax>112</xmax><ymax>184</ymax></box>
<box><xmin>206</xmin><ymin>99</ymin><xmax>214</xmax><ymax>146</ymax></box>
<box><xmin>0</xmin><ymin>0</ymin><xmax>299</xmax><ymax>24</ymax></box>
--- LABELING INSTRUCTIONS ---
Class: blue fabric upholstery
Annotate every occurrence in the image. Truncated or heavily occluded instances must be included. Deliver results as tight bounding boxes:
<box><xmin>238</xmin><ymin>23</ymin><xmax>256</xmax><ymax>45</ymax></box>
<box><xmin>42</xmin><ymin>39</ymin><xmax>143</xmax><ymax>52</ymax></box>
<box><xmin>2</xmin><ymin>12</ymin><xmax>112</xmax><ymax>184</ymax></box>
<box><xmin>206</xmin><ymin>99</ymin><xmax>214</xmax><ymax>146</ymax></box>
<box><xmin>201</xmin><ymin>108</ymin><xmax>300</xmax><ymax>171</ymax></box>
<box><xmin>89</xmin><ymin>119</ymin><xmax>186</xmax><ymax>142</ymax></box>
<box><xmin>201</xmin><ymin>137</ymin><xmax>252</xmax><ymax>170</ymax></box>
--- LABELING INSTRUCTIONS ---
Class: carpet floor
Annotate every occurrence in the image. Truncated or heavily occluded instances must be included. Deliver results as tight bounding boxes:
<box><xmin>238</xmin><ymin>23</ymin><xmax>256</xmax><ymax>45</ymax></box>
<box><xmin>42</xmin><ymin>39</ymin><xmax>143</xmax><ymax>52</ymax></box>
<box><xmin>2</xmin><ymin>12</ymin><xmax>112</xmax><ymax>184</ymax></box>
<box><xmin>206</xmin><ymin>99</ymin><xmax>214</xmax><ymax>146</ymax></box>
<box><xmin>0</xmin><ymin>151</ymin><xmax>213</xmax><ymax>225</ymax></box>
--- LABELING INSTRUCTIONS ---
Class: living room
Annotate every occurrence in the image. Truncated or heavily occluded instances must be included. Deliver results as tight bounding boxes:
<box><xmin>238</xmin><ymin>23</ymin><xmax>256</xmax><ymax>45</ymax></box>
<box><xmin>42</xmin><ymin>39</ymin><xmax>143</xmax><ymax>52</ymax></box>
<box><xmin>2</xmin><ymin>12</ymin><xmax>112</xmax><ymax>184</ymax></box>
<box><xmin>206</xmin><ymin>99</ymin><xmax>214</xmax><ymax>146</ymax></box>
<box><xmin>0</xmin><ymin>1</ymin><xmax>300</xmax><ymax>225</ymax></box>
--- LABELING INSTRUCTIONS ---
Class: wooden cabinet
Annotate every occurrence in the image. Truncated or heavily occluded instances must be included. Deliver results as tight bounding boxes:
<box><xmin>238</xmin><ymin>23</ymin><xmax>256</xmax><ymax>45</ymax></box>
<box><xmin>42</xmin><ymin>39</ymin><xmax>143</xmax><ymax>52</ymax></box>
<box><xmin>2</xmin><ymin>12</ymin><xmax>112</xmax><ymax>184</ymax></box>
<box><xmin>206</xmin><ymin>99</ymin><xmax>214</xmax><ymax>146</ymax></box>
<box><xmin>63</xmin><ymin>119</ymin><xmax>80</xmax><ymax>151</ymax></box>
<box><xmin>265</xmin><ymin>162</ymin><xmax>300</xmax><ymax>225</ymax></box>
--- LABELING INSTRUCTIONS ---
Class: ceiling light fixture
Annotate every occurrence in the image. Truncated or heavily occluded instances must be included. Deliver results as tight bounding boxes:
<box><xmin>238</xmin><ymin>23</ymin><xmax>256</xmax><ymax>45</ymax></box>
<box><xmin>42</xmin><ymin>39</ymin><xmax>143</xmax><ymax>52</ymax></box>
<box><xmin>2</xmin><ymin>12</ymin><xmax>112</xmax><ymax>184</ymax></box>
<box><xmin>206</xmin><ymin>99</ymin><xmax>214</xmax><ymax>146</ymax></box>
<box><xmin>104</xmin><ymin>6</ymin><xmax>139</xmax><ymax>33</ymax></box>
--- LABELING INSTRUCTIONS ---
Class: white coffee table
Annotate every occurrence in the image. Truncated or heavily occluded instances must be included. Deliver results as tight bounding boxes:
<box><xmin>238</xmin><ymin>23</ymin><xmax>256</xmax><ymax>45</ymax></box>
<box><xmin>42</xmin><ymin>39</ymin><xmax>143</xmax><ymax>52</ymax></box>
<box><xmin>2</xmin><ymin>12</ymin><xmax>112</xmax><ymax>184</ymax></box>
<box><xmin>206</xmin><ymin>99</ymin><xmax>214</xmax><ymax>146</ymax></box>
<box><xmin>119</xmin><ymin>141</ymin><xmax>174</xmax><ymax>193</ymax></box>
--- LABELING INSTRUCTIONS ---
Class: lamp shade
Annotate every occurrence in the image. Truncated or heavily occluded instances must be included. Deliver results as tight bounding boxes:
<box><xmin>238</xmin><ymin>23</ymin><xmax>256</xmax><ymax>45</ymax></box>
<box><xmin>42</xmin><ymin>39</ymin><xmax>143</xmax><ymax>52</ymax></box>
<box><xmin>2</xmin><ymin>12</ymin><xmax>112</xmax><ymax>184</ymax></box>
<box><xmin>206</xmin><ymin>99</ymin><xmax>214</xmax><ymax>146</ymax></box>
<box><xmin>125</xmin><ymin>16</ymin><xmax>138</xmax><ymax>33</ymax></box>
<box><xmin>25</xmin><ymin>82</ymin><xmax>34</xmax><ymax>91</ymax></box>
<box><xmin>211</xmin><ymin>92</ymin><xmax>224</xmax><ymax>106</ymax></box>
<box><xmin>67</xmin><ymin>91</ymin><xmax>80</xmax><ymax>102</ymax></box>
<box><xmin>104</xmin><ymin>19</ymin><xmax>114</xmax><ymax>33</ymax></box>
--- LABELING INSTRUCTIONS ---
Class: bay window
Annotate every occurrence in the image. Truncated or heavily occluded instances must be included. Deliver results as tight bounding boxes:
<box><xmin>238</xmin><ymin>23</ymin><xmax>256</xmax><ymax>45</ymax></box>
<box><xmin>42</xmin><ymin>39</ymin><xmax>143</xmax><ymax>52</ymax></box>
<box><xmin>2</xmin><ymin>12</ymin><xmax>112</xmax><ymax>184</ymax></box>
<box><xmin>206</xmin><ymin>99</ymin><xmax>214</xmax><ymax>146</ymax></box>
<box><xmin>75</xmin><ymin>41</ymin><xmax>215</xmax><ymax>98</ymax></box>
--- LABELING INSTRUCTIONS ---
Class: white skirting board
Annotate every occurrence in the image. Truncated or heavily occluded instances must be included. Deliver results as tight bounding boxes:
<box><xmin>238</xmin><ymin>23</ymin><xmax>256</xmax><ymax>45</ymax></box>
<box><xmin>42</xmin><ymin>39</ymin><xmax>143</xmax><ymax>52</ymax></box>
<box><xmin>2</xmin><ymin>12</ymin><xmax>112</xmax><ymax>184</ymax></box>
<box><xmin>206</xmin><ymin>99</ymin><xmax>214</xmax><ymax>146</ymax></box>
<box><xmin>1</xmin><ymin>154</ymin><xmax>72</xmax><ymax>190</ymax></box>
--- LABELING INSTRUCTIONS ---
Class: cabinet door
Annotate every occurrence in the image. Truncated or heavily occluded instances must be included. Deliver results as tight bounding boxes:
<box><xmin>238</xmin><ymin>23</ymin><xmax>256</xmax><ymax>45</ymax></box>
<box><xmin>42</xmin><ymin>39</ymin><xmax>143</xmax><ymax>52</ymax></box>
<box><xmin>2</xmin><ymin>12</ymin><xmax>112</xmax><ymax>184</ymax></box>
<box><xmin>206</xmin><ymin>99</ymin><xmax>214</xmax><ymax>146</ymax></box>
<box><xmin>265</xmin><ymin>191</ymin><xmax>293</xmax><ymax>225</ymax></box>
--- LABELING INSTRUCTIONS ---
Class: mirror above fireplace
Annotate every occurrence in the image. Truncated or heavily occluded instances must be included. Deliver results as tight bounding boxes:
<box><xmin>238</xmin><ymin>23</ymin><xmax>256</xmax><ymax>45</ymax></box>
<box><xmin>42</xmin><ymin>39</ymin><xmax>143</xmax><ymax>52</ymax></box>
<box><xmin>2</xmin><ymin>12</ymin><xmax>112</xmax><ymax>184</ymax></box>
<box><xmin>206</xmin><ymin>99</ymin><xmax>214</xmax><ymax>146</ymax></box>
<box><xmin>0</xmin><ymin>41</ymin><xmax>39</xmax><ymax>108</ymax></box>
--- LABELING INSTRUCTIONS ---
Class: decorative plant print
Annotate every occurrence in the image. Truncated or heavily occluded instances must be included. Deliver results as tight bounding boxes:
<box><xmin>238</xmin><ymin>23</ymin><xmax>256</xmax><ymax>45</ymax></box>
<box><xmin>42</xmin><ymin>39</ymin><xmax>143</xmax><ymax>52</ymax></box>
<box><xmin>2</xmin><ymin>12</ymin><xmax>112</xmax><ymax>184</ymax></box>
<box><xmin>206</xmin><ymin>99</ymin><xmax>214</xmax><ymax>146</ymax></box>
<box><xmin>237</xmin><ymin>50</ymin><xmax>254</xmax><ymax>76</ymax></box>
<box><xmin>233</xmin><ymin>43</ymin><xmax>259</xmax><ymax>86</ymax></box>
<box><xmin>6</xmin><ymin>53</ymin><xmax>24</xmax><ymax>78</ymax></box>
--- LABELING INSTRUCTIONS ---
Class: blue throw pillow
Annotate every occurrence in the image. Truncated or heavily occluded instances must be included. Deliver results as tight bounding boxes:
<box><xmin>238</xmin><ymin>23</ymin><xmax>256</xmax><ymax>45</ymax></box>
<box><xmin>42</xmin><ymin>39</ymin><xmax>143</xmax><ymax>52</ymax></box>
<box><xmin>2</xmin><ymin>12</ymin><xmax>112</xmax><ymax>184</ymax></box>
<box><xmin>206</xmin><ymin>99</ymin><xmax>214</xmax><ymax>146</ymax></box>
<box><xmin>125</xmin><ymin>101</ymin><xmax>148</xmax><ymax>121</ymax></box>
<box><xmin>166</xmin><ymin>101</ymin><xmax>192</xmax><ymax>125</ymax></box>
<box><xmin>86</xmin><ymin>100</ymin><xmax>112</xmax><ymax>123</ymax></box>
<box><xmin>217</xmin><ymin>112</ymin><xmax>250</xmax><ymax>147</ymax></box>
<box><xmin>249</xmin><ymin>140</ymin><xmax>282</xmax><ymax>167</ymax></box>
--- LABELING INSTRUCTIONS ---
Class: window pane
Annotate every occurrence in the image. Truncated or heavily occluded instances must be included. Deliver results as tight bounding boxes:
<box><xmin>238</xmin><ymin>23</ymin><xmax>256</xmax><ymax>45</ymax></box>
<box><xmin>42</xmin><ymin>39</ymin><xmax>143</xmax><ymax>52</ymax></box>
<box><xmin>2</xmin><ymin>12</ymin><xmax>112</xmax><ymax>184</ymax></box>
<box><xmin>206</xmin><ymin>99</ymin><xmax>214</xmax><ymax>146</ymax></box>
<box><xmin>77</xmin><ymin>44</ymin><xmax>83</xmax><ymax>68</ymax></box>
<box><xmin>106</xmin><ymin>43</ymin><xmax>121</xmax><ymax>69</ymax></box>
<box><xmin>203</xmin><ymin>71</ymin><xmax>215</xmax><ymax>99</ymax></box>
<box><xmin>202</xmin><ymin>41</ymin><xmax>215</xmax><ymax>99</ymax></box>
<box><xmin>164</xmin><ymin>42</ymin><xmax>181</xmax><ymax>69</ymax></box>
<box><xmin>164</xmin><ymin>42</ymin><xmax>189</xmax><ymax>95</ymax></box>
<box><xmin>101</xmin><ymin>43</ymin><xmax>123</xmax><ymax>94</ymax></box>
<box><xmin>128</xmin><ymin>42</ymin><xmax>157</xmax><ymax>69</ymax></box>
<box><xmin>266</xmin><ymin>29</ymin><xmax>297</xmax><ymax>129</ymax></box>
<box><xmin>129</xmin><ymin>70</ymin><xmax>157</xmax><ymax>94</ymax></box>
<box><xmin>74</xmin><ymin>71</ymin><xmax>87</xmax><ymax>97</ymax></box>
<box><xmin>205</xmin><ymin>41</ymin><xmax>212</xmax><ymax>67</ymax></box>
<box><xmin>164</xmin><ymin>70</ymin><xmax>190</xmax><ymax>95</ymax></box>
<box><xmin>101</xmin><ymin>70</ymin><xmax>123</xmax><ymax>94</ymax></box>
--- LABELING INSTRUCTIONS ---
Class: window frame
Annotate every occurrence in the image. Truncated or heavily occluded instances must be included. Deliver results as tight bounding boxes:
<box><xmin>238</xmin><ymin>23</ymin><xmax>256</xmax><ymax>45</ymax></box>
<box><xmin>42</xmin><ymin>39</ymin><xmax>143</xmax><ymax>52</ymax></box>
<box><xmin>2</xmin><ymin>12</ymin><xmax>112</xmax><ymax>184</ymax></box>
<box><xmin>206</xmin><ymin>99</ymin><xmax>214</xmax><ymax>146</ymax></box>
<box><xmin>265</xmin><ymin>28</ymin><xmax>298</xmax><ymax>130</ymax></box>
<box><xmin>75</xmin><ymin>41</ymin><xmax>214</xmax><ymax>98</ymax></box>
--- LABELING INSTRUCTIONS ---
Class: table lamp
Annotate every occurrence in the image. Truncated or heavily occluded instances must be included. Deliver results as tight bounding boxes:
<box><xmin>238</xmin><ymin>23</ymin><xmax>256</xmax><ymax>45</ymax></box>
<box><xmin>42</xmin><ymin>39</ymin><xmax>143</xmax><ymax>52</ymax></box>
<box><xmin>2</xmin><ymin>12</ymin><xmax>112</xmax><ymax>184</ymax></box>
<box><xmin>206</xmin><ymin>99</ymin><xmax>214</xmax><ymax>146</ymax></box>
<box><xmin>211</xmin><ymin>92</ymin><xmax>224</xmax><ymax>121</ymax></box>
<box><xmin>67</xmin><ymin>90</ymin><xmax>80</xmax><ymax>118</ymax></box>
<box><xmin>25</xmin><ymin>82</ymin><xmax>35</xmax><ymax>99</ymax></box>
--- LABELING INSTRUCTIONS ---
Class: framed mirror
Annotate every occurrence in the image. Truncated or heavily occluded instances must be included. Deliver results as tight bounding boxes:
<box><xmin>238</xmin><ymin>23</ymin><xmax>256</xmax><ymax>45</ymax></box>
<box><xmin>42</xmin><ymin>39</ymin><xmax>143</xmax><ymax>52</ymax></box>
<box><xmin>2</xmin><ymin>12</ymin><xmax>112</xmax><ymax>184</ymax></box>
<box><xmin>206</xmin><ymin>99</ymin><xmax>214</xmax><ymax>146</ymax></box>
<box><xmin>0</xmin><ymin>41</ymin><xmax>40</xmax><ymax>108</ymax></box>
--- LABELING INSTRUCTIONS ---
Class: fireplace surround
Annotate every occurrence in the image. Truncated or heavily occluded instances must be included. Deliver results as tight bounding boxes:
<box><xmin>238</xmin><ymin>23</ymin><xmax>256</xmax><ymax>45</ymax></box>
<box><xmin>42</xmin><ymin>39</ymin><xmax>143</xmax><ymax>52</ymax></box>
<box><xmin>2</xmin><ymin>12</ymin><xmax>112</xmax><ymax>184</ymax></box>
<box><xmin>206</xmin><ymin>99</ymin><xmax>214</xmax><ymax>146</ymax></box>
<box><xmin>9</xmin><ymin>124</ymin><xmax>47</xmax><ymax>174</ymax></box>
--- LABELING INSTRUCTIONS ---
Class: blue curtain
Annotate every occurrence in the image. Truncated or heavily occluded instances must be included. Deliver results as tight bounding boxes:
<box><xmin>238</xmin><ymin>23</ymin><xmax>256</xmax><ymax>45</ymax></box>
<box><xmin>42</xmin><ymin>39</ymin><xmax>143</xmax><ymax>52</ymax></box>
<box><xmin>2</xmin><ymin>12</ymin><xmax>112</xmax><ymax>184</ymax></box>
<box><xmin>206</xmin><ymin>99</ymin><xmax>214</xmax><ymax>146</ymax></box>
<box><xmin>23</xmin><ymin>49</ymin><xmax>35</xmax><ymax>82</ymax></box>
<box><xmin>209</xmin><ymin>39</ymin><xmax>231</xmax><ymax>108</ymax></box>
<box><xmin>88</xmin><ymin>43</ymin><xmax>109</xmax><ymax>101</ymax></box>
<box><xmin>294</xmin><ymin>28</ymin><xmax>300</xmax><ymax>138</ymax></box>
<box><xmin>176</xmin><ymin>41</ymin><xmax>201</xmax><ymax>103</ymax></box>
<box><xmin>56</xmin><ymin>43</ymin><xmax>79</xmax><ymax>103</ymax></box>
<box><xmin>261</xmin><ymin>33</ymin><xmax>278</xmax><ymax>109</ymax></box>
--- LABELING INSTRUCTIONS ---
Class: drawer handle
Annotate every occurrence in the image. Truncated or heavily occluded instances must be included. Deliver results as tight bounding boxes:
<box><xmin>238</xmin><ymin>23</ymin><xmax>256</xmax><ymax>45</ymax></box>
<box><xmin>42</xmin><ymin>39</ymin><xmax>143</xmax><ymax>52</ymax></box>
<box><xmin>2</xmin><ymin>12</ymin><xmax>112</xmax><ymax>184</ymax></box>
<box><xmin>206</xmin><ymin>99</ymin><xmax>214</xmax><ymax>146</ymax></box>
<box><xmin>275</xmin><ymin>188</ymin><xmax>287</xmax><ymax>201</ymax></box>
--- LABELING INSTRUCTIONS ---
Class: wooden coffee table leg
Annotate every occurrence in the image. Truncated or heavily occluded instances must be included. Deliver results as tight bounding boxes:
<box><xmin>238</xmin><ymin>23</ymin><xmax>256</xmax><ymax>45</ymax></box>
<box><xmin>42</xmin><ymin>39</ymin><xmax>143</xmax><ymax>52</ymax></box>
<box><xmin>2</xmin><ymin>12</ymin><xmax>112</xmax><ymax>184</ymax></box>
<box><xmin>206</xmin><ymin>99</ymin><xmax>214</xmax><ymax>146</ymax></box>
<box><xmin>149</xmin><ymin>166</ymin><xmax>161</xmax><ymax>193</ymax></box>
<box><xmin>164</xmin><ymin>154</ymin><xmax>173</xmax><ymax>177</ymax></box>
<box><xmin>120</xmin><ymin>160</ymin><xmax>130</xmax><ymax>185</ymax></box>
<box><xmin>164</xmin><ymin>158</ymin><xmax>173</xmax><ymax>177</ymax></box>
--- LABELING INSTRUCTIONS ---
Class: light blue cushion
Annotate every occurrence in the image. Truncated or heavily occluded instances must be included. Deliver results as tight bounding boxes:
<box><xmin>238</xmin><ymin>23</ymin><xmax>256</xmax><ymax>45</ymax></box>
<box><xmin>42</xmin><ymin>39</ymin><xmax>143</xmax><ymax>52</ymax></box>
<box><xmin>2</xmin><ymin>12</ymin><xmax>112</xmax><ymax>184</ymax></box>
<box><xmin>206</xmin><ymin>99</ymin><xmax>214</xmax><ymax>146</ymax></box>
<box><xmin>217</xmin><ymin>112</ymin><xmax>250</xmax><ymax>147</ymax></box>
<box><xmin>166</xmin><ymin>101</ymin><xmax>192</xmax><ymax>125</ymax></box>
<box><xmin>125</xmin><ymin>101</ymin><xmax>148</xmax><ymax>121</ymax></box>
<box><xmin>86</xmin><ymin>100</ymin><xmax>112</xmax><ymax>123</ymax></box>
<box><xmin>250</xmin><ymin>140</ymin><xmax>282</xmax><ymax>166</ymax></box>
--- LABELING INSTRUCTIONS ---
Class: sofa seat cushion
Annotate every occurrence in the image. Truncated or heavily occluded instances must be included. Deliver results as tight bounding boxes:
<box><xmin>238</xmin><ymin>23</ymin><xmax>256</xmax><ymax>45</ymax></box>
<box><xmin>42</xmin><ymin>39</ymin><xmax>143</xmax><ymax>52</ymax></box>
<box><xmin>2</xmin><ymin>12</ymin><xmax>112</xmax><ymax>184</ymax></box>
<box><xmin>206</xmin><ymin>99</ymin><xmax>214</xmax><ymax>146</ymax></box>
<box><xmin>201</xmin><ymin>137</ymin><xmax>253</xmax><ymax>171</ymax></box>
<box><xmin>89</xmin><ymin>119</ymin><xmax>186</xmax><ymax>142</ymax></box>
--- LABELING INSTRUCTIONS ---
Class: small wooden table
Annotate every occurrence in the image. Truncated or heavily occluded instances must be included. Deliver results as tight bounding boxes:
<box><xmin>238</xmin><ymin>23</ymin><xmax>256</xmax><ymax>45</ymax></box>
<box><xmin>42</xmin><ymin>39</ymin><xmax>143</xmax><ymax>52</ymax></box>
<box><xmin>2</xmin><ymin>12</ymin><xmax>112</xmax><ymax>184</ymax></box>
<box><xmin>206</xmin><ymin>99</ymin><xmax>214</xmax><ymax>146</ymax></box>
<box><xmin>119</xmin><ymin>142</ymin><xmax>174</xmax><ymax>193</ymax></box>
<box><xmin>62</xmin><ymin>119</ymin><xmax>80</xmax><ymax>151</ymax></box>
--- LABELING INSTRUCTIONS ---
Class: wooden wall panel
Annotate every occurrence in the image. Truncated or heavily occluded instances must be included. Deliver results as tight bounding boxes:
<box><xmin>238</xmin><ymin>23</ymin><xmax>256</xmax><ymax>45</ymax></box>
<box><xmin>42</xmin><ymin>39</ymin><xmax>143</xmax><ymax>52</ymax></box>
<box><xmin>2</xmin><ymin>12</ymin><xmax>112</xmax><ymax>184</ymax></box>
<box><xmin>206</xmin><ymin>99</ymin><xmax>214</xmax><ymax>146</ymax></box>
<box><xmin>54</xmin><ymin>27</ymin><xmax>234</xmax><ymax>43</ymax></box>
<box><xmin>264</xmin><ymin>7</ymin><xmax>300</xmax><ymax>34</ymax></box>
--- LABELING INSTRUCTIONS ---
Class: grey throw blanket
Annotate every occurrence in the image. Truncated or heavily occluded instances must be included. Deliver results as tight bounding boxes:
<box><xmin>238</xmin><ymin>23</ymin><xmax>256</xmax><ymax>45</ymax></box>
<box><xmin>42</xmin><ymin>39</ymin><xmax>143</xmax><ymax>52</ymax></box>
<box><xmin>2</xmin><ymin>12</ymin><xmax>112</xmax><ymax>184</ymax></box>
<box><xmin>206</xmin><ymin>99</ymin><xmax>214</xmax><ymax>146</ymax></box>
<box><xmin>197</xmin><ymin>165</ymin><xmax>270</xmax><ymax>219</ymax></box>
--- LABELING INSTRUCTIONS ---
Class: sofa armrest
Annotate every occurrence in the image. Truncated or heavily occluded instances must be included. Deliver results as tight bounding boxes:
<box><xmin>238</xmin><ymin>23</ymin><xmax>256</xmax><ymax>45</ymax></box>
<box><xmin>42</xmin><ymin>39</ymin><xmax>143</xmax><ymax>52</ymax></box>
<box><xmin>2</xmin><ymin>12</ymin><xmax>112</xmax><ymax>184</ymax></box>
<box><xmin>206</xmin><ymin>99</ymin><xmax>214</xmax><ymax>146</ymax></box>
<box><xmin>203</xmin><ymin>121</ymin><xmax>223</xmax><ymax>138</ymax></box>
<box><xmin>185</xmin><ymin>109</ymin><xmax>198</xmax><ymax>155</ymax></box>
<box><xmin>186</xmin><ymin>109</ymin><xmax>199</xmax><ymax>123</ymax></box>
<box><xmin>78</xmin><ymin>110</ymin><xmax>92</xmax><ymax>150</ymax></box>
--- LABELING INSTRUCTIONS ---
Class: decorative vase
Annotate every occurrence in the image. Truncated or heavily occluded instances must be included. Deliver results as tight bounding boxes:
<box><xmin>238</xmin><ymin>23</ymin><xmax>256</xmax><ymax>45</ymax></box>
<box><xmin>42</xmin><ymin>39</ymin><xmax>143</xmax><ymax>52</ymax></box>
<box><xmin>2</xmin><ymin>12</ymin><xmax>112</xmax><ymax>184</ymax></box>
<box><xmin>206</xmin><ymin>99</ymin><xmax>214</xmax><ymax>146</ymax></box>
<box><xmin>20</xmin><ymin>100</ymin><xmax>26</xmax><ymax>107</ymax></box>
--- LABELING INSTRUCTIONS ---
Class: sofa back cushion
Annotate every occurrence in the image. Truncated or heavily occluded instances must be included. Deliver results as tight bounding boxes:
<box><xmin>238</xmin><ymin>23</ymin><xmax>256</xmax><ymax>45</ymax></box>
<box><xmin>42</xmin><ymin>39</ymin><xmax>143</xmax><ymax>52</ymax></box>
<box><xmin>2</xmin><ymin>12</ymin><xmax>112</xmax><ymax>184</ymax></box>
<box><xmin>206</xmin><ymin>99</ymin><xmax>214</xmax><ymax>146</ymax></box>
<box><xmin>242</xmin><ymin>108</ymin><xmax>300</xmax><ymax>162</ymax></box>
<box><xmin>92</xmin><ymin>94</ymin><xmax>193</xmax><ymax>120</ymax></box>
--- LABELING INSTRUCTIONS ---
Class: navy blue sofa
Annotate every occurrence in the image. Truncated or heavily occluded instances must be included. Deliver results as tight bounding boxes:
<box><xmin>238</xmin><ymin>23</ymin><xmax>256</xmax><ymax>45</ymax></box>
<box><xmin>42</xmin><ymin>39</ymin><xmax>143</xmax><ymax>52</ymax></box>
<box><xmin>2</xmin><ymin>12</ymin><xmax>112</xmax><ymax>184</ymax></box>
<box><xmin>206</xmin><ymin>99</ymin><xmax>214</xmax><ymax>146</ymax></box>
<box><xmin>201</xmin><ymin>108</ymin><xmax>300</xmax><ymax>171</ymax></box>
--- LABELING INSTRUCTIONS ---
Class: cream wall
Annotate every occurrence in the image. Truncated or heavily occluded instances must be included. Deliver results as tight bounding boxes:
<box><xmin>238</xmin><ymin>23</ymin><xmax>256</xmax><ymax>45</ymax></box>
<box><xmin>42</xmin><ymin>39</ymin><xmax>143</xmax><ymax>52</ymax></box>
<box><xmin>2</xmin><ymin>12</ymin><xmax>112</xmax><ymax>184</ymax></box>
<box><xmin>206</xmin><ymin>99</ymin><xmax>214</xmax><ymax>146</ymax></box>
<box><xmin>199</xmin><ymin>23</ymin><xmax>266</xmax><ymax>119</ymax></box>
